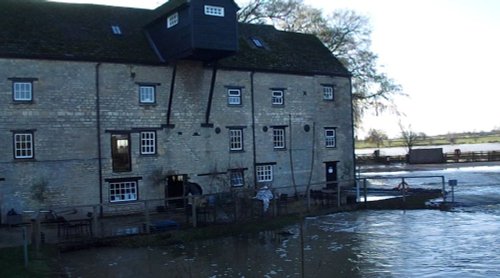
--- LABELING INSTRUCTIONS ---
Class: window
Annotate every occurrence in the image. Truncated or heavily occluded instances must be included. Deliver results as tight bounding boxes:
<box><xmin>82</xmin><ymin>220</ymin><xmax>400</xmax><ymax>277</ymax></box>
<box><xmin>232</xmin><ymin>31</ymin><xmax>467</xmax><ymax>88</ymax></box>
<box><xmin>111</xmin><ymin>134</ymin><xmax>131</xmax><ymax>172</ymax></box>
<box><xmin>230</xmin><ymin>170</ymin><xmax>244</xmax><ymax>187</ymax></box>
<box><xmin>139</xmin><ymin>85</ymin><xmax>155</xmax><ymax>104</ymax></box>
<box><xmin>13</xmin><ymin>132</ymin><xmax>33</xmax><ymax>159</ymax></box>
<box><xmin>272</xmin><ymin>90</ymin><xmax>284</xmax><ymax>105</ymax></box>
<box><xmin>229</xmin><ymin>129</ymin><xmax>243</xmax><ymax>151</ymax></box>
<box><xmin>111</xmin><ymin>25</ymin><xmax>122</xmax><ymax>35</ymax></box>
<box><xmin>13</xmin><ymin>82</ymin><xmax>33</xmax><ymax>102</ymax></box>
<box><xmin>250</xmin><ymin>37</ymin><xmax>264</xmax><ymax>48</ymax></box>
<box><xmin>228</xmin><ymin>89</ymin><xmax>241</xmax><ymax>105</ymax></box>
<box><xmin>325</xmin><ymin>128</ymin><xmax>337</xmax><ymax>148</ymax></box>
<box><xmin>256</xmin><ymin>165</ymin><xmax>273</xmax><ymax>182</ymax></box>
<box><xmin>167</xmin><ymin>12</ymin><xmax>178</xmax><ymax>28</ymax></box>
<box><xmin>140</xmin><ymin>131</ymin><xmax>156</xmax><ymax>155</ymax></box>
<box><xmin>273</xmin><ymin>128</ymin><xmax>286</xmax><ymax>149</ymax></box>
<box><xmin>204</xmin><ymin>5</ymin><xmax>224</xmax><ymax>17</ymax></box>
<box><xmin>323</xmin><ymin>85</ymin><xmax>334</xmax><ymax>100</ymax></box>
<box><xmin>109</xmin><ymin>181</ymin><xmax>138</xmax><ymax>202</ymax></box>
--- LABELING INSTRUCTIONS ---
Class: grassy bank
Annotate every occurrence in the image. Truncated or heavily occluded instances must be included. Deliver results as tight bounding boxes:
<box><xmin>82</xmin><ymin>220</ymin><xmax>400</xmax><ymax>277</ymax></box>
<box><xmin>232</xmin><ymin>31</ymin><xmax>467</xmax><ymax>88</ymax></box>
<box><xmin>356</xmin><ymin>134</ymin><xmax>500</xmax><ymax>149</ymax></box>
<box><xmin>0</xmin><ymin>245</ymin><xmax>59</xmax><ymax>278</ymax></box>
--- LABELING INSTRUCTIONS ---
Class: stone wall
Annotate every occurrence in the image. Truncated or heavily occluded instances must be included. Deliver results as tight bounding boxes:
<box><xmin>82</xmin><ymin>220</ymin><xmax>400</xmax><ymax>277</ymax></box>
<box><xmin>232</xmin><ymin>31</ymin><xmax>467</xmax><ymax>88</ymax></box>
<box><xmin>0</xmin><ymin>58</ymin><xmax>354</xmax><ymax>220</ymax></box>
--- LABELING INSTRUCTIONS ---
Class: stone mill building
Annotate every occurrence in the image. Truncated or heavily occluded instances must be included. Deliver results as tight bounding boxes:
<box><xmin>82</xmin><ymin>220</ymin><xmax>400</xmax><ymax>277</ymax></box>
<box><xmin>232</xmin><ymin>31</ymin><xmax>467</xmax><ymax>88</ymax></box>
<box><xmin>0</xmin><ymin>0</ymin><xmax>354</xmax><ymax>220</ymax></box>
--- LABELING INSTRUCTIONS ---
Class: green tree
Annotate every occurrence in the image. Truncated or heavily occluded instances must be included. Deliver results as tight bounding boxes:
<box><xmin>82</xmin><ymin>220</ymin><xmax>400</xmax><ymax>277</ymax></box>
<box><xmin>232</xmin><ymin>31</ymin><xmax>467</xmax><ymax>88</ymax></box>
<box><xmin>238</xmin><ymin>0</ymin><xmax>403</xmax><ymax>127</ymax></box>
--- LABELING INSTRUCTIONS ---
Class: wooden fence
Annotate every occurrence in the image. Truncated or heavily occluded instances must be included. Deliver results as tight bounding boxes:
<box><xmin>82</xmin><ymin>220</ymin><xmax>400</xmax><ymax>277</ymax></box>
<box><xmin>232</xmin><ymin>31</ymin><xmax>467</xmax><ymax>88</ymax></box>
<box><xmin>22</xmin><ymin>181</ymin><xmax>355</xmax><ymax>248</ymax></box>
<box><xmin>357</xmin><ymin>150</ymin><xmax>500</xmax><ymax>165</ymax></box>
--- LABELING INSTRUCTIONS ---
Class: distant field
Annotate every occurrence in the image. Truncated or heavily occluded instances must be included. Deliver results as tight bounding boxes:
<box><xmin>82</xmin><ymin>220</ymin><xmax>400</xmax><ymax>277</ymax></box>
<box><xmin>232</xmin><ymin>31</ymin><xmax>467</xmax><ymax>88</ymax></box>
<box><xmin>356</xmin><ymin>134</ymin><xmax>500</xmax><ymax>149</ymax></box>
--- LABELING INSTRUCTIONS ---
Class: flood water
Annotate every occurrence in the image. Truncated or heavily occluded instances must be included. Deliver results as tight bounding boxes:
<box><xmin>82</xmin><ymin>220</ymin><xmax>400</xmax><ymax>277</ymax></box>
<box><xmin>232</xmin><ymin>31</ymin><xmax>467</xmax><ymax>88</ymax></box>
<box><xmin>60</xmin><ymin>164</ymin><xmax>500</xmax><ymax>278</ymax></box>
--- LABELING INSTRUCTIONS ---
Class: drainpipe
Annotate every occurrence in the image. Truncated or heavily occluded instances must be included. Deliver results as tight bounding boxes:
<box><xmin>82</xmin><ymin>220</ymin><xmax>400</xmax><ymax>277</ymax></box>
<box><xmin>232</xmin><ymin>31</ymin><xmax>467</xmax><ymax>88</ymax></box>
<box><xmin>166</xmin><ymin>63</ymin><xmax>177</xmax><ymax>128</ymax></box>
<box><xmin>95</xmin><ymin>63</ymin><xmax>103</xmax><ymax>217</ymax></box>
<box><xmin>349</xmin><ymin>77</ymin><xmax>356</xmax><ymax>183</ymax></box>
<box><xmin>250</xmin><ymin>71</ymin><xmax>257</xmax><ymax>188</ymax></box>
<box><xmin>202</xmin><ymin>63</ymin><xmax>217</xmax><ymax>127</ymax></box>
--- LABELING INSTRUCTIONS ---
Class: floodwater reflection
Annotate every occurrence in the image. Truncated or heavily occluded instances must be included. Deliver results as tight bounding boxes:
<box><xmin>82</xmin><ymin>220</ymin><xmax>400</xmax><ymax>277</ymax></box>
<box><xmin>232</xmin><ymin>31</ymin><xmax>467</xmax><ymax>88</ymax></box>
<box><xmin>60</xmin><ymin>209</ymin><xmax>499</xmax><ymax>277</ymax></box>
<box><xmin>60</xmin><ymin>166</ymin><xmax>500</xmax><ymax>277</ymax></box>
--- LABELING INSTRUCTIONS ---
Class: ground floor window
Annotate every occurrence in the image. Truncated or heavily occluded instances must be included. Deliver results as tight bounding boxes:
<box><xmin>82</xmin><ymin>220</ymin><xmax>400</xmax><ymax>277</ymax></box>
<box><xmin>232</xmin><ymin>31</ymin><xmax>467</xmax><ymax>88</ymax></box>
<box><xmin>230</xmin><ymin>170</ymin><xmax>245</xmax><ymax>187</ymax></box>
<box><xmin>256</xmin><ymin>164</ymin><xmax>273</xmax><ymax>182</ymax></box>
<box><xmin>109</xmin><ymin>181</ymin><xmax>138</xmax><ymax>202</ymax></box>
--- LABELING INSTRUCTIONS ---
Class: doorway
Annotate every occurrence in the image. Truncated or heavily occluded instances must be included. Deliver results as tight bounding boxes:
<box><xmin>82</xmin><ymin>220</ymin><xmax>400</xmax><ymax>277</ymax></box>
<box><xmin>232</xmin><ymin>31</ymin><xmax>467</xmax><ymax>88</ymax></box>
<box><xmin>166</xmin><ymin>175</ymin><xmax>185</xmax><ymax>208</ymax></box>
<box><xmin>325</xmin><ymin>161</ymin><xmax>338</xmax><ymax>189</ymax></box>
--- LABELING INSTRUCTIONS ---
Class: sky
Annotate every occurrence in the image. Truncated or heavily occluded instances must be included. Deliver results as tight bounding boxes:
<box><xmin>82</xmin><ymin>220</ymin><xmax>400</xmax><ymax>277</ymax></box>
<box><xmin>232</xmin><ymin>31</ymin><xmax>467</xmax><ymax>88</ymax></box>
<box><xmin>52</xmin><ymin>0</ymin><xmax>500</xmax><ymax>138</ymax></box>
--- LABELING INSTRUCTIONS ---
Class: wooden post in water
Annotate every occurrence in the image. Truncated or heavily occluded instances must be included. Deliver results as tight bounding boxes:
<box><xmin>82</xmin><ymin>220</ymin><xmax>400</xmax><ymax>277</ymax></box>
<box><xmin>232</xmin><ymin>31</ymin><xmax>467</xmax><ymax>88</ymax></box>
<box><xmin>363</xmin><ymin>178</ymin><xmax>368</xmax><ymax>208</ymax></box>
<box><xmin>144</xmin><ymin>200</ymin><xmax>151</xmax><ymax>234</ymax></box>
<box><xmin>92</xmin><ymin>205</ymin><xmax>99</xmax><ymax>238</ymax></box>
<box><xmin>191</xmin><ymin>196</ymin><xmax>197</xmax><ymax>228</ymax></box>
<box><xmin>337</xmin><ymin>182</ymin><xmax>341</xmax><ymax>208</ymax></box>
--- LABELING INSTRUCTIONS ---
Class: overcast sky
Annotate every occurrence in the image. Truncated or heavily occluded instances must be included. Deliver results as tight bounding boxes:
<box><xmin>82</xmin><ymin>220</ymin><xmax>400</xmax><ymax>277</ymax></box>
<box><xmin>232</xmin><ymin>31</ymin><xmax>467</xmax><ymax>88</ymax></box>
<box><xmin>53</xmin><ymin>0</ymin><xmax>500</xmax><ymax>138</ymax></box>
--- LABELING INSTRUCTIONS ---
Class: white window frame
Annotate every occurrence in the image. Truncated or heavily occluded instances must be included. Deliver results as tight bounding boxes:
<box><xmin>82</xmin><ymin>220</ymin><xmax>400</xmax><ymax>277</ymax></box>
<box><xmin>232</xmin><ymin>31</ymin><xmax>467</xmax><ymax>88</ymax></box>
<box><xmin>229</xmin><ymin>129</ymin><xmax>243</xmax><ymax>151</ymax></box>
<box><xmin>14</xmin><ymin>132</ymin><xmax>34</xmax><ymax>159</ymax></box>
<box><xmin>109</xmin><ymin>181</ymin><xmax>138</xmax><ymax>203</ymax></box>
<box><xmin>325</xmin><ymin>128</ymin><xmax>337</xmax><ymax>148</ymax></box>
<box><xmin>140</xmin><ymin>131</ymin><xmax>156</xmax><ymax>155</ymax></box>
<box><xmin>13</xmin><ymin>82</ymin><xmax>33</xmax><ymax>102</ymax></box>
<box><xmin>230</xmin><ymin>170</ymin><xmax>244</xmax><ymax>187</ymax></box>
<box><xmin>273</xmin><ymin>128</ymin><xmax>286</xmax><ymax>149</ymax></box>
<box><xmin>167</xmin><ymin>12</ymin><xmax>179</xmax><ymax>28</ymax></box>
<box><xmin>272</xmin><ymin>90</ymin><xmax>284</xmax><ymax>105</ymax></box>
<box><xmin>139</xmin><ymin>85</ymin><xmax>155</xmax><ymax>104</ymax></box>
<box><xmin>228</xmin><ymin>89</ymin><xmax>241</xmax><ymax>105</ymax></box>
<box><xmin>256</xmin><ymin>165</ymin><xmax>273</xmax><ymax>182</ymax></box>
<box><xmin>204</xmin><ymin>5</ymin><xmax>224</xmax><ymax>17</ymax></box>
<box><xmin>323</xmin><ymin>86</ymin><xmax>334</xmax><ymax>100</ymax></box>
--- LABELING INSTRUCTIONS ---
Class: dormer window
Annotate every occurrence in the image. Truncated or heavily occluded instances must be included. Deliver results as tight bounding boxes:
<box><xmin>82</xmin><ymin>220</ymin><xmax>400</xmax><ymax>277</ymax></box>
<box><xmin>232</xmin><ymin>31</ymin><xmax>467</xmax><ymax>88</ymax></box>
<box><xmin>167</xmin><ymin>12</ymin><xmax>178</xmax><ymax>28</ymax></box>
<box><xmin>111</xmin><ymin>25</ymin><xmax>122</xmax><ymax>35</ymax></box>
<box><xmin>251</xmin><ymin>37</ymin><xmax>264</xmax><ymax>48</ymax></box>
<box><xmin>204</xmin><ymin>5</ymin><xmax>224</xmax><ymax>17</ymax></box>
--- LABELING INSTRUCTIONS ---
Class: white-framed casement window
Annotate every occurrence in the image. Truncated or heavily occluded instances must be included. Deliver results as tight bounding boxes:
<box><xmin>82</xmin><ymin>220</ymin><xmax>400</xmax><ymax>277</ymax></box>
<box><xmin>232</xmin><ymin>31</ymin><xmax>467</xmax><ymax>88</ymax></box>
<box><xmin>230</xmin><ymin>170</ymin><xmax>245</xmax><ymax>187</ymax></box>
<box><xmin>325</xmin><ymin>128</ymin><xmax>337</xmax><ymax>148</ymax></box>
<box><xmin>272</xmin><ymin>90</ymin><xmax>284</xmax><ymax>105</ymax></box>
<box><xmin>13</xmin><ymin>82</ymin><xmax>33</xmax><ymax>102</ymax></box>
<box><xmin>109</xmin><ymin>181</ymin><xmax>138</xmax><ymax>203</ymax></box>
<box><xmin>167</xmin><ymin>12</ymin><xmax>178</xmax><ymax>28</ymax></box>
<box><xmin>229</xmin><ymin>128</ymin><xmax>243</xmax><ymax>151</ymax></box>
<box><xmin>13</xmin><ymin>132</ymin><xmax>34</xmax><ymax>159</ymax></box>
<box><xmin>204</xmin><ymin>5</ymin><xmax>224</xmax><ymax>17</ymax></box>
<box><xmin>256</xmin><ymin>165</ymin><xmax>273</xmax><ymax>182</ymax></box>
<box><xmin>227</xmin><ymin>89</ymin><xmax>241</xmax><ymax>105</ymax></box>
<box><xmin>140</xmin><ymin>131</ymin><xmax>156</xmax><ymax>155</ymax></box>
<box><xmin>273</xmin><ymin>128</ymin><xmax>286</xmax><ymax>149</ymax></box>
<box><xmin>323</xmin><ymin>85</ymin><xmax>334</xmax><ymax>101</ymax></box>
<box><xmin>139</xmin><ymin>85</ymin><xmax>155</xmax><ymax>104</ymax></box>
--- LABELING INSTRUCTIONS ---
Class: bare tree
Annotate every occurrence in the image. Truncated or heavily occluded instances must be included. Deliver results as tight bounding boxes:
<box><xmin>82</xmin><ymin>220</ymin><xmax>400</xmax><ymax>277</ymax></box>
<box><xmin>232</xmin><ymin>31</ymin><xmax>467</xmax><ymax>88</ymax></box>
<box><xmin>238</xmin><ymin>0</ymin><xmax>404</xmax><ymax>128</ymax></box>
<box><xmin>366</xmin><ymin>128</ymin><xmax>388</xmax><ymax>148</ymax></box>
<box><xmin>399</xmin><ymin>122</ymin><xmax>419</xmax><ymax>154</ymax></box>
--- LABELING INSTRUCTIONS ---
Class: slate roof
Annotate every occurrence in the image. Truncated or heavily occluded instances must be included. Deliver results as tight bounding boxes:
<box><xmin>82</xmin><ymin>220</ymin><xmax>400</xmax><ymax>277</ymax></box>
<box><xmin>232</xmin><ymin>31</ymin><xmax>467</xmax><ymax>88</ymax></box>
<box><xmin>0</xmin><ymin>0</ymin><xmax>350</xmax><ymax>76</ymax></box>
